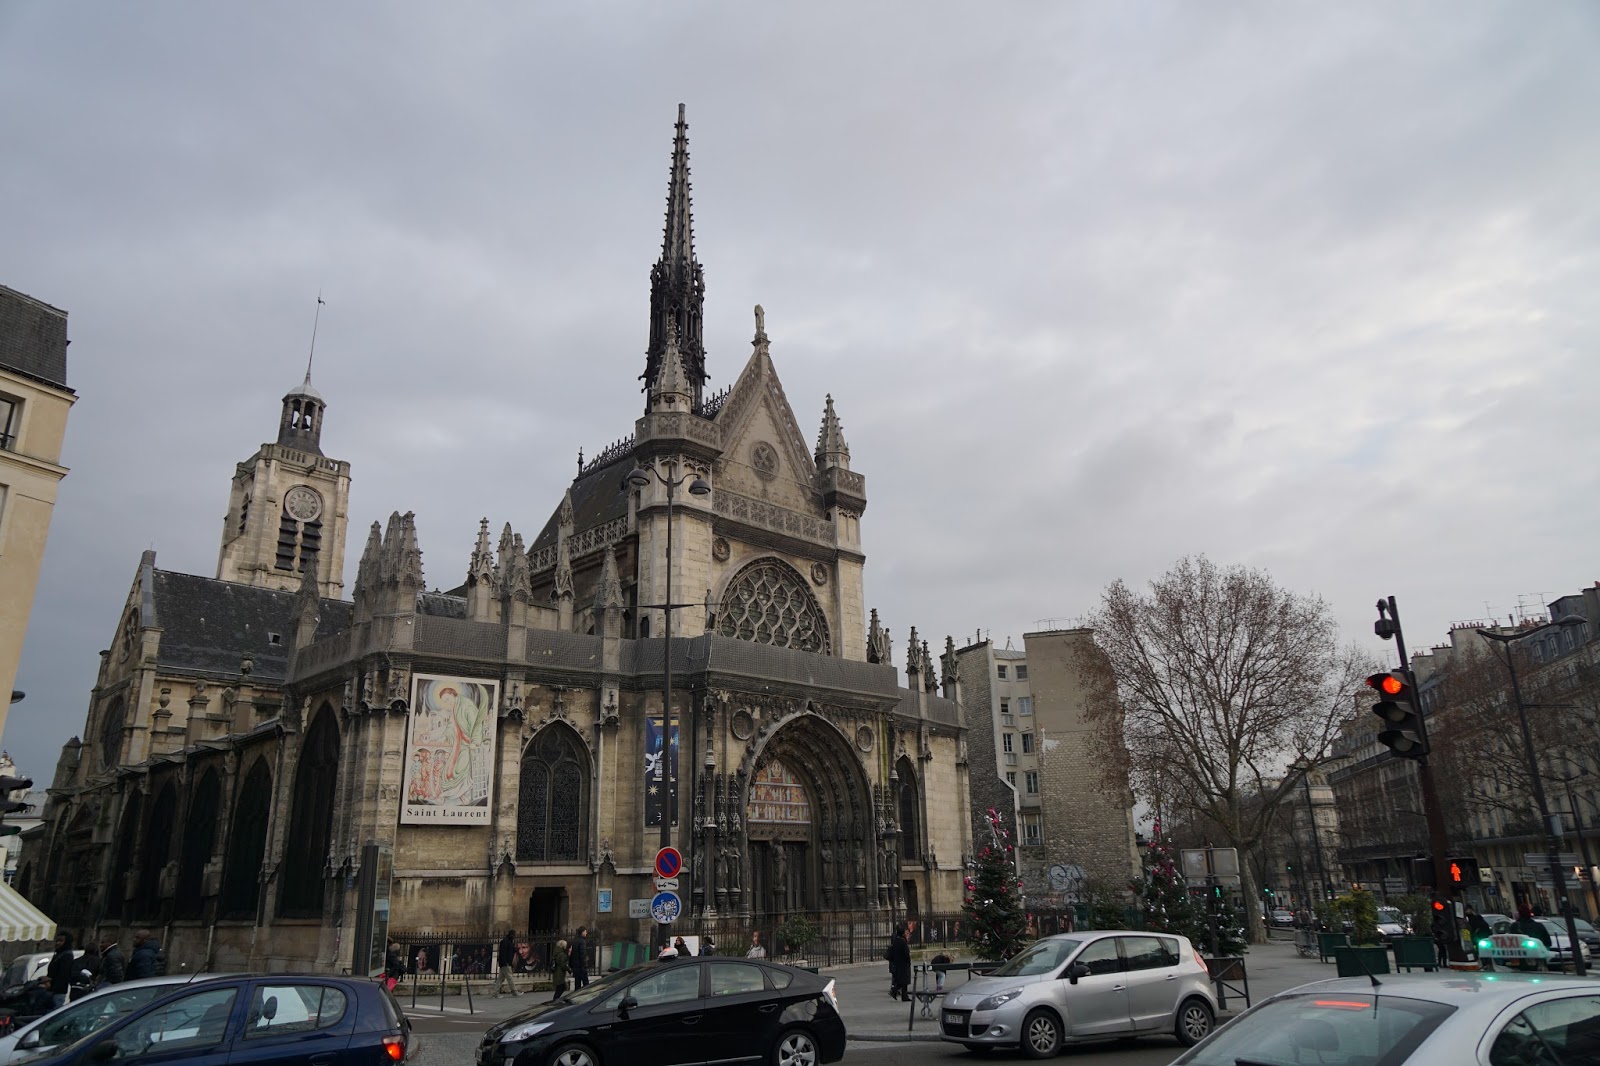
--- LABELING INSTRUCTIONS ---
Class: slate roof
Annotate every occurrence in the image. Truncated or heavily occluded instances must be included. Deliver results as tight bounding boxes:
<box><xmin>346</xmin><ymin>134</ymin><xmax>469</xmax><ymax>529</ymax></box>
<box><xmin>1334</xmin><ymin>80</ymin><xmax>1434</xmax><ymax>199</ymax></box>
<box><xmin>0</xmin><ymin>284</ymin><xmax>70</xmax><ymax>391</ymax></box>
<box><xmin>150</xmin><ymin>570</ymin><xmax>351</xmax><ymax>682</ymax></box>
<box><xmin>531</xmin><ymin>452</ymin><xmax>634</xmax><ymax>552</ymax></box>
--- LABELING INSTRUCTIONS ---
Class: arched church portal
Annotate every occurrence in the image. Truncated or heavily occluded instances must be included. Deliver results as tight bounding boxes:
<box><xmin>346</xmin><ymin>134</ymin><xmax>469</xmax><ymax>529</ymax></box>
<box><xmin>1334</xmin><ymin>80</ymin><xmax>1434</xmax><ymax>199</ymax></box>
<box><xmin>742</xmin><ymin>714</ymin><xmax>877</xmax><ymax>915</ymax></box>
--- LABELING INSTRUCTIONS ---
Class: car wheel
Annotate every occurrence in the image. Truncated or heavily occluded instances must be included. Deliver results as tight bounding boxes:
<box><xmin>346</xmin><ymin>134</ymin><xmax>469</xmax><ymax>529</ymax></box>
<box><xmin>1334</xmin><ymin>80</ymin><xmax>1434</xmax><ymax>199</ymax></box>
<box><xmin>548</xmin><ymin>1043</ymin><xmax>598</xmax><ymax>1066</ymax></box>
<box><xmin>1175</xmin><ymin>998</ymin><xmax>1214</xmax><ymax>1047</ymax></box>
<box><xmin>772</xmin><ymin>1026</ymin><xmax>818</xmax><ymax>1066</ymax></box>
<box><xmin>1019</xmin><ymin>1009</ymin><xmax>1061</xmax><ymax>1059</ymax></box>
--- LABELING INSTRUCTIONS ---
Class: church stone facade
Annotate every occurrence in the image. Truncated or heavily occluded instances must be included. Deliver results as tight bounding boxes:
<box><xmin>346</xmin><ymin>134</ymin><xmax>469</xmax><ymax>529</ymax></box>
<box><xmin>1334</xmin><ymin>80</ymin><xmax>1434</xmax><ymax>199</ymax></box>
<box><xmin>21</xmin><ymin>107</ymin><xmax>974</xmax><ymax>973</ymax></box>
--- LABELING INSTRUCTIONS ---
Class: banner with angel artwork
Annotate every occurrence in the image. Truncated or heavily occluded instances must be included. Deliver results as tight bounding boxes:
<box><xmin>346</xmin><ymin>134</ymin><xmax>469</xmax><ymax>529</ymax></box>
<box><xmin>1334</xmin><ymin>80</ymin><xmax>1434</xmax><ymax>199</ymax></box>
<box><xmin>401</xmin><ymin>674</ymin><xmax>498</xmax><ymax>824</ymax></box>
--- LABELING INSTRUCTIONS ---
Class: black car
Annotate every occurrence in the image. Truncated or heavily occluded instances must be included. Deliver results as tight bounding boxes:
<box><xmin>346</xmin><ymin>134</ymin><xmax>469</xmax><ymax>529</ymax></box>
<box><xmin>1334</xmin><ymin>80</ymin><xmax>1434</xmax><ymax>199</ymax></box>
<box><xmin>479</xmin><ymin>956</ymin><xmax>846</xmax><ymax>1066</ymax></box>
<box><xmin>21</xmin><ymin>974</ymin><xmax>409</xmax><ymax>1066</ymax></box>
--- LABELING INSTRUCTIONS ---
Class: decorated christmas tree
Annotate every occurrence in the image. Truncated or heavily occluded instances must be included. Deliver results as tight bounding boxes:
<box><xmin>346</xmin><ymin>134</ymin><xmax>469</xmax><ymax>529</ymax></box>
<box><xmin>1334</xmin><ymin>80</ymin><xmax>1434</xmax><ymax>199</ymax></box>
<box><xmin>1139</xmin><ymin>816</ymin><xmax>1243</xmax><ymax>956</ymax></box>
<box><xmin>1140</xmin><ymin>815</ymin><xmax>1204</xmax><ymax>943</ymax></box>
<box><xmin>963</xmin><ymin>808</ymin><xmax>1029</xmax><ymax>960</ymax></box>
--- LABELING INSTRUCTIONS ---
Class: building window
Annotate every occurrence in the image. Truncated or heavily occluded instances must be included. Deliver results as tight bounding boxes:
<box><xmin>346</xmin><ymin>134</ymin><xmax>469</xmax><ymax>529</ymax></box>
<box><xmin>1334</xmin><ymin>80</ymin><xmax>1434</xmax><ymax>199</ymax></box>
<box><xmin>716</xmin><ymin>558</ymin><xmax>831</xmax><ymax>654</ymax></box>
<box><xmin>1021</xmin><ymin>814</ymin><xmax>1041</xmax><ymax>845</ymax></box>
<box><xmin>1018</xmin><ymin>697</ymin><xmax>1032</xmax><ymax>716</ymax></box>
<box><xmin>1025</xmin><ymin>771</ymin><xmax>1039</xmax><ymax>794</ymax></box>
<box><xmin>220</xmin><ymin>759</ymin><xmax>273</xmax><ymax>919</ymax></box>
<box><xmin>1006</xmin><ymin>772</ymin><xmax>1016</xmax><ymax>787</ymax></box>
<box><xmin>99</xmin><ymin>696</ymin><xmax>126</xmax><ymax>769</ymax></box>
<box><xmin>1534</xmin><ymin>643</ymin><xmax>1545</xmax><ymax>663</ymax></box>
<box><xmin>997</xmin><ymin>665</ymin><xmax>1008</xmax><ymax>679</ymax></box>
<box><xmin>281</xmin><ymin>707</ymin><xmax>340</xmax><ymax>917</ymax></box>
<box><xmin>175</xmin><ymin>770</ymin><xmax>221</xmax><ymax>918</ymax></box>
<box><xmin>1001</xmin><ymin>713</ymin><xmax>1014</xmax><ymax>727</ymax></box>
<box><xmin>1016</xmin><ymin>665</ymin><xmax>1028</xmax><ymax>681</ymax></box>
<box><xmin>135</xmin><ymin>783</ymin><xmax>177</xmax><ymax>917</ymax></box>
<box><xmin>1005</xmin><ymin>751</ymin><xmax>1018</xmax><ymax>766</ymax></box>
<box><xmin>1565</xmin><ymin>630</ymin><xmax>1576</xmax><ymax>651</ymax></box>
<box><xmin>0</xmin><ymin>395</ymin><xmax>17</xmax><ymax>451</ymax></box>
<box><xmin>896</xmin><ymin>756</ymin><xmax>920</xmax><ymax>861</ymax></box>
<box><xmin>1002</xmin><ymin>733</ymin><xmax>1014</xmax><ymax>753</ymax></box>
<box><xmin>517</xmin><ymin>724</ymin><xmax>589</xmax><ymax>862</ymax></box>
<box><xmin>1022</xmin><ymin>733</ymin><xmax>1034</xmax><ymax>754</ymax></box>
<box><xmin>1000</xmin><ymin>699</ymin><xmax>1009</xmax><ymax>714</ymax></box>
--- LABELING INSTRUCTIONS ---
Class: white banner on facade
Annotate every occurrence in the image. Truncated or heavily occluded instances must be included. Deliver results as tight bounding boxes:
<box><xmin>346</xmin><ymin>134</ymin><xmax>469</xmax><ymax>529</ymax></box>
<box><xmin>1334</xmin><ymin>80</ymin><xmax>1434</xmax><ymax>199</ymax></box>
<box><xmin>401</xmin><ymin>673</ymin><xmax>499</xmax><ymax>825</ymax></box>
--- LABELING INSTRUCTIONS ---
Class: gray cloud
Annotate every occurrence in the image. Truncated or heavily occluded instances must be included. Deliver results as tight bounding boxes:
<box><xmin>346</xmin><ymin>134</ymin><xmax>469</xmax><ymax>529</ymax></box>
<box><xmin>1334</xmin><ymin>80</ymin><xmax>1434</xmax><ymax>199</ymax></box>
<box><xmin>2</xmin><ymin>1</ymin><xmax>1597</xmax><ymax>776</ymax></box>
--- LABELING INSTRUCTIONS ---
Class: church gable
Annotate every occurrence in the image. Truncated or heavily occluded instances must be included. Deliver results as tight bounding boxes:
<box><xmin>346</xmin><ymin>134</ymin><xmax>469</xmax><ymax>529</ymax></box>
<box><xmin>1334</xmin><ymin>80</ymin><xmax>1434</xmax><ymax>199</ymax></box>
<box><xmin>714</xmin><ymin>330</ymin><xmax>823</xmax><ymax>519</ymax></box>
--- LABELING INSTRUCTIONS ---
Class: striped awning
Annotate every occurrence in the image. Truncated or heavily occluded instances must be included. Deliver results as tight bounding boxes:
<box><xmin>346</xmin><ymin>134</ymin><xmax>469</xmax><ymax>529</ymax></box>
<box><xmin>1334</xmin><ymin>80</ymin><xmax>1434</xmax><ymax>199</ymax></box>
<box><xmin>0</xmin><ymin>880</ymin><xmax>55</xmax><ymax>942</ymax></box>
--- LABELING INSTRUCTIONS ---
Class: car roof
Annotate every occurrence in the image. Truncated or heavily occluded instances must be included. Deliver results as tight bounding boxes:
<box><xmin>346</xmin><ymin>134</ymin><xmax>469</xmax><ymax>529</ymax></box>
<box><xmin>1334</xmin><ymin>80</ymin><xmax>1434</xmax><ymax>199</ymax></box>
<box><xmin>1280</xmin><ymin>972</ymin><xmax>1600</xmax><ymax>1009</ymax></box>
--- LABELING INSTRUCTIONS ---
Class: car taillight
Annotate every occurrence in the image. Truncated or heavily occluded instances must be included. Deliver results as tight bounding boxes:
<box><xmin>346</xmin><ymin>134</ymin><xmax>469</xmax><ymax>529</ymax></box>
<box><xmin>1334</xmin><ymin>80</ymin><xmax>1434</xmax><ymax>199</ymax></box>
<box><xmin>1193</xmin><ymin>945</ymin><xmax>1206</xmax><ymax>970</ymax></box>
<box><xmin>822</xmin><ymin>979</ymin><xmax>839</xmax><ymax>1011</ymax></box>
<box><xmin>383</xmin><ymin>1037</ymin><xmax>406</xmax><ymax>1062</ymax></box>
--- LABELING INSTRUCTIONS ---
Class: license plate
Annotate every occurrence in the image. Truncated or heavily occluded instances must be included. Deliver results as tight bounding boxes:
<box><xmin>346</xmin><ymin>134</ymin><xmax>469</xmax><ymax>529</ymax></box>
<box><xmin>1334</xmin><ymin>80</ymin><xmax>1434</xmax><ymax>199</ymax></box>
<box><xmin>944</xmin><ymin>1012</ymin><xmax>960</xmax><ymax>1024</ymax></box>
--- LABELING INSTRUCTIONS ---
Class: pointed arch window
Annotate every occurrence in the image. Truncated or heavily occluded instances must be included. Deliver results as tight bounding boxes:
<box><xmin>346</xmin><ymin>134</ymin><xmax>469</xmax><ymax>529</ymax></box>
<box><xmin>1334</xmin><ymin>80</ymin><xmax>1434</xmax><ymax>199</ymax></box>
<box><xmin>221</xmin><ymin>759</ymin><xmax>273</xmax><ymax>919</ymax></box>
<box><xmin>281</xmin><ymin>707</ymin><xmax>340</xmax><ymax>917</ymax></box>
<box><xmin>100</xmin><ymin>696</ymin><xmax>126</xmax><ymax>769</ymax></box>
<box><xmin>716</xmin><ymin>559</ymin><xmax>831</xmax><ymax>654</ymax></box>
<box><xmin>517</xmin><ymin>726</ymin><xmax>589</xmax><ymax>862</ymax></box>
<box><xmin>135</xmin><ymin>783</ymin><xmax>177</xmax><ymax>918</ymax></box>
<box><xmin>108</xmin><ymin>791</ymin><xmax>143</xmax><ymax>919</ymax></box>
<box><xmin>175</xmin><ymin>770</ymin><xmax>221</xmax><ymax>918</ymax></box>
<box><xmin>896</xmin><ymin>757</ymin><xmax>920</xmax><ymax>862</ymax></box>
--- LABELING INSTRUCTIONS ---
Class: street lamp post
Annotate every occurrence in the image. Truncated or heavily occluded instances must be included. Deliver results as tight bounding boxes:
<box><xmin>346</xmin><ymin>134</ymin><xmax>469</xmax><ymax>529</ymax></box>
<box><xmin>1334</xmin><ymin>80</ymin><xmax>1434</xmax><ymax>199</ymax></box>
<box><xmin>1555</xmin><ymin>774</ymin><xmax>1600</xmax><ymax>920</ymax></box>
<box><xmin>1480</xmin><ymin>614</ymin><xmax>1590</xmax><ymax>976</ymax></box>
<box><xmin>626</xmin><ymin>460</ymin><xmax>710</xmax><ymax>947</ymax></box>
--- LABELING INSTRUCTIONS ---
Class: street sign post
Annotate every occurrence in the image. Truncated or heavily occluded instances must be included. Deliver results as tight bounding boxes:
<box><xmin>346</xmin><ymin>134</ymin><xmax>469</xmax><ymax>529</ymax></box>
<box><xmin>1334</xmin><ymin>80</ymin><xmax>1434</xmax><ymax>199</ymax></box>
<box><xmin>655</xmin><ymin>847</ymin><xmax>683</xmax><ymax>880</ymax></box>
<box><xmin>654</xmin><ymin>876</ymin><xmax>680</xmax><ymax>892</ymax></box>
<box><xmin>651</xmin><ymin>891</ymin><xmax>682</xmax><ymax>924</ymax></box>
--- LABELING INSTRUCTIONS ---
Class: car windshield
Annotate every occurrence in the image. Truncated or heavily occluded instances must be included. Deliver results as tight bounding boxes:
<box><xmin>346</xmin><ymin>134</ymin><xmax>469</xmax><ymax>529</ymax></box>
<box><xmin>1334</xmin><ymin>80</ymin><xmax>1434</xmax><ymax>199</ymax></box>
<box><xmin>986</xmin><ymin>939</ymin><xmax>1080</xmax><ymax>978</ymax></box>
<box><xmin>1573</xmin><ymin>919</ymin><xmax>1598</xmax><ymax>933</ymax></box>
<box><xmin>1376</xmin><ymin>908</ymin><xmax>1401</xmax><ymax>923</ymax></box>
<box><xmin>24</xmin><ymin>986</ymin><xmax>172</xmax><ymax>1057</ymax></box>
<box><xmin>1175</xmin><ymin>993</ymin><xmax>1455</xmax><ymax>1066</ymax></box>
<box><xmin>2</xmin><ymin>959</ymin><xmax>30</xmax><ymax>988</ymax></box>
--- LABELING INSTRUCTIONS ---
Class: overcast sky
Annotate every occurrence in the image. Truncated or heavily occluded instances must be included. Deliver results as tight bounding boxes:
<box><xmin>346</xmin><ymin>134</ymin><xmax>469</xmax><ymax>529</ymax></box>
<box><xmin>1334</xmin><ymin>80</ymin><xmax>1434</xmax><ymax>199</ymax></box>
<box><xmin>2</xmin><ymin>2</ymin><xmax>1597</xmax><ymax>779</ymax></box>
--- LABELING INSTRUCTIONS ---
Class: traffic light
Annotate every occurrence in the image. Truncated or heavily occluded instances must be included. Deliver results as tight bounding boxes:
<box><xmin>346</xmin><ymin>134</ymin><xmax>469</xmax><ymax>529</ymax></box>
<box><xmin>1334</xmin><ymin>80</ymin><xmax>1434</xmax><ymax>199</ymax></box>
<box><xmin>1367</xmin><ymin>671</ymin><xmax>1427</xmax><ymax>758</ymax></box>
<box><xmin>0</xmin><ymin>776</ymin><xmax>32</xmax><ymax>837</ymax></box>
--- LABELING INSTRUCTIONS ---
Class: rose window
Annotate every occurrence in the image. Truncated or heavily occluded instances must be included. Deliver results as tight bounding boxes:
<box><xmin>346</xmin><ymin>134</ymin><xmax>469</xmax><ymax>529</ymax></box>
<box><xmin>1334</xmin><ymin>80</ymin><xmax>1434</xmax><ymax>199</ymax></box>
<box><xmin>717</xmin><ymin>560</ymin><xmax>831</xmax><ymax>654</ymax></box>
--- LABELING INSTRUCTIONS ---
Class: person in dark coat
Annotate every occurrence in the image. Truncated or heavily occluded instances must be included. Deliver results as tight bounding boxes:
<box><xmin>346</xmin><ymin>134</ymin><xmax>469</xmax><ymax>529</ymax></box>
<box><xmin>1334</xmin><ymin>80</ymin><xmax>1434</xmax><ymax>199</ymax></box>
<box><xmin>126</xmin><ymin>930</ymin><xmax>162</xmax><ymax>980</ymax></box>
<box><xmin>495</xmin><ymin>931</ymin><xmax>520</xmax><ymax>997</ymax></box>
<box><xmin>569</xmin><ymin>928</ymin><xmax>589</xmax><ymax>989</ymax></box>
<box><xmin>73</xmin><ymin>945</ymin><xmax>101</xmax><ymax>1001</ymax></box>
<box><xmin>549</xmin><ymin>939</ymin><xmax>570</xmax><ymax>1001</ymax></box>
<box><xmin>1465</xmin><ymin>906</ymin><xmax>1493</xmax><ymax>946</ymax></box>
<box><xmin>1513</xmin><ymin>904</ymin><xmax>1552</xmax><ymax>971</ymax></box>
<box><xmin>46</xmin><ymin>933</ymin><xmax>75</xmax><ymax>1009</ymax></box>
<box><xmin>1432</xmin><ymin>921</ymin><xmax>1451</xmax><ymax>968</ymax></box>
<box><xmin>886</xmin><ymin>924</ymin><xmax>912</xmax><ymax>1002</ymax></box>
<box><xmin>384</xmin><ymin>942</ymin><xmax>405</xmax><ymax>991</ymax></box>
<box><xmin>99</xmin><ymin>935</ymin><xmax>126</xmax><ymax>986</ymax></box>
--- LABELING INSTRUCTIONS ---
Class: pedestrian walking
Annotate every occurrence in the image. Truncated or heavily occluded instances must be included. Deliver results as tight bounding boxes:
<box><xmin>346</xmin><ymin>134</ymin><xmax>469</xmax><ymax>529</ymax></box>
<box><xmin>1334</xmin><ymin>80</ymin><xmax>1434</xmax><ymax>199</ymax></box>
<box><xmin>47</xmin><ymin>932</ymin><xmax>75</xmax><ymax>1009</ymax></box>
<box><xmin>384</xmin><ymin>941</ymin><xmax>405</xmax><ymax>992</ymax></box>
<box><xmin>99</xmin><ymin>934</ymin><xmax>126</xmax><ymax>986</ymax></box>
<box><xmin>1432</xmin><ymin>921</ymin><xmax>1450</xmax><ymax>968</ymax></box>
<box><xmin>495</xmin><ymin>929</ymin><xmax>521</xmax><ymax>997</ymax></box>
<box><xmin>745</xmin><ymin>931</ymin><xmax>766</xmax><ymax>959</ymax></box>
<box><xmin>673</xmin><ymin>936</ymin><xmax>690</xmax><ymax>958</ymax></box>
<box><xmin>698</xmin><ymin>938</ymin><xmax>715</xmax><ymax>957</ymax></box>
<box><xmin>550</xmin><ymin>939</ymin><xmax>570</xmax><ymax>1000</ymax></box>
<box><xmin>570</xmin><ymin>927</ymin><xmax>590</xmax><ymax>989</ymax></box>
<box><xmin>126</xmin><ymin>930</ymin><xmax>164</xmax><ymax>980</ymax></box>
<box><xmin>885</xmin><ymin>923</ymin><xmax>911</xmax><ymax>1002</ymax></box>
<box><xmin>1513</xmin><ymin>905</ymin><xmax>1551</xmax><ymax>972</ymax></box>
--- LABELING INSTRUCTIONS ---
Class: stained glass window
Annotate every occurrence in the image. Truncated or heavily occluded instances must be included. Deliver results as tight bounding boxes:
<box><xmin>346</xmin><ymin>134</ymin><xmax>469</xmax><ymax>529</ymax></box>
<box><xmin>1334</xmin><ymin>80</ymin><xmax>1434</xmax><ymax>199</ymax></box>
<box><xmin>716</xmin><ymin>560</ymin><xmax>831</xmax><ymax>654</ymax></box>
<box><xmin>518</xmin><ymin>726</ymin><xmax>588</xmax><ymax>862</ymax></box>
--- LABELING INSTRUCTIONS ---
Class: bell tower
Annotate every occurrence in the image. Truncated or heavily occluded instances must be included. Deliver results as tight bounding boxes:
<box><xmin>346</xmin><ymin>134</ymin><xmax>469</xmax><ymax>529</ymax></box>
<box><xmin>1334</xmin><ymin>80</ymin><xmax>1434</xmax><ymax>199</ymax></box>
<box><xmin>216</xmin><ymin>371</ymin><xmax>351</xmax><ymax>597</ymax></box>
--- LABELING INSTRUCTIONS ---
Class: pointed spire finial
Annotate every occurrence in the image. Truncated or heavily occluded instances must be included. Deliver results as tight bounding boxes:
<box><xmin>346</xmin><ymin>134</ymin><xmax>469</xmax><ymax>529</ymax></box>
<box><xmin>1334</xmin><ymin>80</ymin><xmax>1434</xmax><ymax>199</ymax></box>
<box><xmin>643</xmin><ymin>104</ymin><xmax>707</xmax><ymax>405</ymax></box>
<box><xmin>815</xmin><ymin>392</ymin><xmax>851</xmax><ymax>470</ymax></box>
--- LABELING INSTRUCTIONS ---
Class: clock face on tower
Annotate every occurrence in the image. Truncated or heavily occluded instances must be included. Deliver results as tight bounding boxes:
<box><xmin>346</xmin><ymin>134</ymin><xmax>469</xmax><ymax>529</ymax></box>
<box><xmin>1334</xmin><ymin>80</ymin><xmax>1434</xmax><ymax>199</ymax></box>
<box><xmin>284</xmin><ymin>485</ymin><xmax>323</xmax><ymax>523</ymax></box>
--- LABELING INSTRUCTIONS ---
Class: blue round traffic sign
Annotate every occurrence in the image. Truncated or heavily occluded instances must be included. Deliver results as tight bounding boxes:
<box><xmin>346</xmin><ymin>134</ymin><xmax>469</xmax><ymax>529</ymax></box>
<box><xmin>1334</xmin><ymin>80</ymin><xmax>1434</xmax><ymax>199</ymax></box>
<box><xmin>650</xmin><ymin>891</ymin><xmax>681</xmax><ymax>924</ymax></box>
<box><xmin>655</xmin><ymin>847</ymin><xmax>683</xmax><ymax>879</ymax></box>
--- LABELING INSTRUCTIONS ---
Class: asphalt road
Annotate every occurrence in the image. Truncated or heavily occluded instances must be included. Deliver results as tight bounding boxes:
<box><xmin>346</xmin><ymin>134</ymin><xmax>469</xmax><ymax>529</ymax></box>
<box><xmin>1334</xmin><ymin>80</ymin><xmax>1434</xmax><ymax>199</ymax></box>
<box><xmin>412</xmin><ymin>1026</ymin><xmax>1189</xmax><ymax>1066</ymax></box>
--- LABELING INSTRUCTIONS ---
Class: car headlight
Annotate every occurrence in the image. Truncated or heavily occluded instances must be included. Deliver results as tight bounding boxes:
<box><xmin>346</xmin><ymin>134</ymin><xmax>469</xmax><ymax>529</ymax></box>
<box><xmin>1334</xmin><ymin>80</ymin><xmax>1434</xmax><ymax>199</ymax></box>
<box><xmin>975</xmin><ymin>989</ymin><xmax>1024</xmax><ymax>1012</ymax></box>
<box><xmin>500</xmin><ymin>1021</ymin><xmax>552</xmax><ymax>1043</ymax></box>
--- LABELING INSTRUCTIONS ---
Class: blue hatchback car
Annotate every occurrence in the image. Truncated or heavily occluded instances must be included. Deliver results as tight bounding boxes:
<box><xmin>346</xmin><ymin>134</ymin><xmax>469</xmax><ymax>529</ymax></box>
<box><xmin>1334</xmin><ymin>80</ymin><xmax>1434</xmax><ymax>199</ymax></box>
<box><xmin>20</xmin><ymin>974</ymin><xmax>409</xmax><ymax>1066</ymax></box>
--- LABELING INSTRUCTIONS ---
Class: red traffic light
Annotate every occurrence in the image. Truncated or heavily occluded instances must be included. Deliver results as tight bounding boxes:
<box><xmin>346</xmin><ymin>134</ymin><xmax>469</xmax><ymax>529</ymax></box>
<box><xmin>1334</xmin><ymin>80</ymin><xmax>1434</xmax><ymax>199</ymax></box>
<box><xmin>1366</xmin><ymin>672</ymin><xmax>1406</xmax><ymax>696</ymax></box>
<box><xmin>1432</xmin><ymin>899</ymin><xmax>1446</xmax><ymax>912</ymax></box>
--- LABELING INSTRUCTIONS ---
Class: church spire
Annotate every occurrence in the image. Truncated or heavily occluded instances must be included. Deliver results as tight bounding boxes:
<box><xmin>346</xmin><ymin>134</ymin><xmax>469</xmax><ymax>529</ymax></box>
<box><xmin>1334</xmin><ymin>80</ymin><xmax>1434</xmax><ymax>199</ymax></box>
<box><xmin>815</xmin><ymin>393</ymin><xmax>851</xmax><ymax>471</ymax></box>
<box><xmin>643</xmin><ymin>103</ymin><xmax>707</xmax><ymax>409</ymax></box>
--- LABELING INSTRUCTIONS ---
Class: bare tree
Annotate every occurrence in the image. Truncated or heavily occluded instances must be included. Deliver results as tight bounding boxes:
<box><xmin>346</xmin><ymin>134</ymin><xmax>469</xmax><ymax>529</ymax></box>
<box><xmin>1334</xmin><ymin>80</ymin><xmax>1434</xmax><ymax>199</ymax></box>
<box><xmin>1075</xmin><ymin>556</ymin><xmax>1371</xmax><ymax>943</ymax></box>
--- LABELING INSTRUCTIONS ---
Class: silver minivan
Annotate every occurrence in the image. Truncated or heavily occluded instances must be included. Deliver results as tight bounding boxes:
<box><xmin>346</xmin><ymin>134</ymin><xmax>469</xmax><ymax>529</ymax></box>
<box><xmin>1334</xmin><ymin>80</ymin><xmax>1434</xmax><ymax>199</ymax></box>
<box><xmin>939</xmin><ymin>930</ymin><xmax>1218</xmax><ymax>1057</ymax></box>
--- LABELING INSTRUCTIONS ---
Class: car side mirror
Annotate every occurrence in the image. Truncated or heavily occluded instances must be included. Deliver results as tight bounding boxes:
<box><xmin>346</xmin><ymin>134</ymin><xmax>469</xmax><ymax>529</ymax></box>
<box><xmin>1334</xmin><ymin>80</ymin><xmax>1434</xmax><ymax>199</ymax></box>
<box><xmin>618</xmin><ymin>996</ymin><xmax>638</xmax><ymax>1019</ymax></box>
<box><xmin>17</xmin><ymin>1031</ymin><xmax>39</xmax><ymax>1049</ymax></box>
<box><xmin>262</xmin><ymin>997</ymin><xmax>278</xmax><ymax>1022</ymax></box>
<box><xmin>88</xmin><ymin>1039</ymin><xmax>118</xmax><ymax>1064</ymax></box>
<box><xmin>1064</xmin><ymin>962</ymin><xmax>1090</xmax><ymax>985</ymax></box>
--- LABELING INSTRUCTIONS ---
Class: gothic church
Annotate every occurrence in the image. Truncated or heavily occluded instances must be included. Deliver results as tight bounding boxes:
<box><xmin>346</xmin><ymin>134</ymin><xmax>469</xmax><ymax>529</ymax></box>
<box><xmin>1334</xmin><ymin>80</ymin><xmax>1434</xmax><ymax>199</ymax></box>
<box><xmin>22</xmin><ymin>107</ymin><xmax>974</xmax><ymax>972</ymax></box>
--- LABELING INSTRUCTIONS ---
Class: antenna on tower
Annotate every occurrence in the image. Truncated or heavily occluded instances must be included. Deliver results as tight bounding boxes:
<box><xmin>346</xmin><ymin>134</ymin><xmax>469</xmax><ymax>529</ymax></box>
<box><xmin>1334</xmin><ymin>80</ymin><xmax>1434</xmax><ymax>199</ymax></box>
<box><xmin>306</xmin><ymin>292</ymin><xmax>326</xmax><ymax>380</ymax></box>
